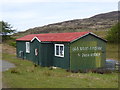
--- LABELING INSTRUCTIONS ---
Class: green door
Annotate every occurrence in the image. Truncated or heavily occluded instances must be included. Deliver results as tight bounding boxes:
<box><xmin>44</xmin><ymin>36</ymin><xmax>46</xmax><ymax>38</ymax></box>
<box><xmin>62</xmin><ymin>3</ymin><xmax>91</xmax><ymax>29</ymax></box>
<box><xmin>31</xmin><ymin>39</ymin><xmax>41</xmax><ymax>65</ymax></box>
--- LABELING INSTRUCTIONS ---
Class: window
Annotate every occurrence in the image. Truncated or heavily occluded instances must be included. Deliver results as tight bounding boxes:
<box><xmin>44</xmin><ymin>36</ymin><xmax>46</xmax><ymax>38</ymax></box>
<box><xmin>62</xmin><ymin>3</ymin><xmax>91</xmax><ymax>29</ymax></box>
<box><xmin>26</xmin><ymin>42</ymin><xmax>30</xmax><ymax>53</ymax></box>
<box><xmin>35</xmin><ymin>48</ymin><xmax>38</xmax><ymax>56</ymax></box>
<box><xmin>19</xmin><ymin>51</ymin><xmax>24</xmax><ymax>57</ymax></box>
<box><xmin>55</xmin><ymin>44</ymin><xmax>64</xmax><ymax>57</ymax></box>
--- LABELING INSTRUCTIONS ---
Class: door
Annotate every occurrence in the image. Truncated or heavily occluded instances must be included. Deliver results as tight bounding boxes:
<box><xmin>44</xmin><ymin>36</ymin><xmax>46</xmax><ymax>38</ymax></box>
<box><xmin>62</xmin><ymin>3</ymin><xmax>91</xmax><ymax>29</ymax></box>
<box><xmin>31</xmin><ymin>39</ymin><xmax>41</xmax><ymax>65</ymax></box>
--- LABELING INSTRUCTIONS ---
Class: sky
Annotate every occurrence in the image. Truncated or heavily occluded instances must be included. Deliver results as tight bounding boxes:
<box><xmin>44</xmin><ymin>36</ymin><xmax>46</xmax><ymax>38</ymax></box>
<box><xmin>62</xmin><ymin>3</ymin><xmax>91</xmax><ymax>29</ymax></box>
<box><xmin>0</xmin><ymin>0</ymin><xmax>119</xmax><ymax>32</ymax></box>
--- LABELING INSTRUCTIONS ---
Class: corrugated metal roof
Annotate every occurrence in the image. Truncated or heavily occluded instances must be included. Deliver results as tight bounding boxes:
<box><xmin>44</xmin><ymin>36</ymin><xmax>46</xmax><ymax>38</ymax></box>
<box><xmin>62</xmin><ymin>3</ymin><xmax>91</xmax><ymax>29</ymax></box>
<box><xmin>16</xmin><ymin>32</ymin><xmax>89</xmax><ymax>42</ymax></box>
<box><xmin>16</xmin><ymin>32</ymin><xmax>107</xmax><ymax>42</ymax></box>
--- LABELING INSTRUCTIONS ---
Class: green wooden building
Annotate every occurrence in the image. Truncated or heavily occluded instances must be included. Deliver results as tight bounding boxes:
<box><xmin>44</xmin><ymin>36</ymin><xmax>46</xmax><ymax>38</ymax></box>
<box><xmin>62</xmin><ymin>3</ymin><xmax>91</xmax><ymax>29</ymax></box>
<box><xmin>16</xmin><ymin>32</ymin><xmax>107</xmax><ymax>71</ymax></box>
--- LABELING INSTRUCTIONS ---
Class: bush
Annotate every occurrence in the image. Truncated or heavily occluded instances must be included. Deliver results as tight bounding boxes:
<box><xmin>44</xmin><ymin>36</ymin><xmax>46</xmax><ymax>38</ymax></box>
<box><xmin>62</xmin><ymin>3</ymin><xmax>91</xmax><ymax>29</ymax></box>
<box><xmin>9</xmin><ymin>42</ymin><xmax>16</xmax><ymax>47</ymax></box>
<box><xmin>106</xmin><ymin>22</ymin><xmax>120</xmax><ymax>43</ymax></box>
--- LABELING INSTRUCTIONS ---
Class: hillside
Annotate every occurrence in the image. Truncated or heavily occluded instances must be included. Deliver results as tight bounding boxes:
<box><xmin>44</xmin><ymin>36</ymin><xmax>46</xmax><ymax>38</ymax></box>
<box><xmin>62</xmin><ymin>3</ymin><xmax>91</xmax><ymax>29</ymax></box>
<box><xmin>15</xmin><ymin>11</ymin><xmax>118</xmax><ymax>38</ymax></box>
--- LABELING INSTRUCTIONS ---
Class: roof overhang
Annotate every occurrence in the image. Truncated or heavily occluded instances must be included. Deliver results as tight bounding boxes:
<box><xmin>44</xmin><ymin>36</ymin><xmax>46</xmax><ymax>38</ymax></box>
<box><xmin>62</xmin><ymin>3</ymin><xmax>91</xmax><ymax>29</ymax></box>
<box><xmin>31</xmin><ymin>36</ymin><xmax>41</xmax><ymax>42</ymax></box>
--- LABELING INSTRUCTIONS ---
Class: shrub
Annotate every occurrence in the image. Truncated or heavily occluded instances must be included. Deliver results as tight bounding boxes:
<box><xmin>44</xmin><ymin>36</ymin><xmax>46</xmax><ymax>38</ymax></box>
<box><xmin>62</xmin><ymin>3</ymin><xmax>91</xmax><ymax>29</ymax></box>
<box><xmin>106</xmin><ymin>22</ymin><xmax>120</xmax><ymax>43</ymax></box>
<box><xmin>9</xmin><ymin>42</ymin><xmax>16</xmax><ymax>47</ymax></box>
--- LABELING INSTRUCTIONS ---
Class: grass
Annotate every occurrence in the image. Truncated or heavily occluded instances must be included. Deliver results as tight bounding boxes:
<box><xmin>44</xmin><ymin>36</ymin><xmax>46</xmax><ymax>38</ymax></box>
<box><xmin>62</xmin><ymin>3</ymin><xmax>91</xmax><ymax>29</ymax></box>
<box><xmin>106</xmin><ymin>43</ymin><xmax>119</xmax><ymax>61</ymax></box>
<box><xmin>93</xmin><ymin>30</ymin><xmax>108</xmax><ymax>38</ymax></box>
<box><xmin>93</xmin><ymin>30</ymin><xmax>119</xmax><ymax>61</ymax></box>
<box><xmin>2</xmin><ymin>52</ymin><xmax>119</xmax><ymax>88</ymax></box>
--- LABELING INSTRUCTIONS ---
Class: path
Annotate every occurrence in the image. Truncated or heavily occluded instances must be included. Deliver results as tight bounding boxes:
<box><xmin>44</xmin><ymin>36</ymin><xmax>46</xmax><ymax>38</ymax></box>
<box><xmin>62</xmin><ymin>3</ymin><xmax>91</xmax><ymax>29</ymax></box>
<box><xmin>2</xmin><ymin>60</ymin><xmax>15</xmax><ymax>72</ymax></box>
<box><xmin>1</xmin><ymin>60</ymin><xmax>16</xmax><ymax>89</ymax></box>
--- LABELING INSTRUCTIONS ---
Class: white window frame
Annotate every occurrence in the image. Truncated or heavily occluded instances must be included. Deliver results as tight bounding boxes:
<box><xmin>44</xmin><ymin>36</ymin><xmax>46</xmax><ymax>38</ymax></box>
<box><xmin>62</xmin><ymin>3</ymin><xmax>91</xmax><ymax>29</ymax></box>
<box><xmin>26</xmin><ymin>42</ymin><xmax>30</xmax><ymax>53</ymax></box>
<box><xmin>55</xmin><ymin>44</ymin><xmax>64</xmax><ymax>57</ymax></box>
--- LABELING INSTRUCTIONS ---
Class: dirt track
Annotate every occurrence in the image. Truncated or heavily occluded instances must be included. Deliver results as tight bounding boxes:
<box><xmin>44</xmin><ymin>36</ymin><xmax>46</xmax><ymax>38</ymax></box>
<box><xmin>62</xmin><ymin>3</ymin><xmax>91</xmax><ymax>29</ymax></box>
<box><xmin>1</xmin><ymin>44</ymin><xmax>16</xmax><ymax>89</ymax></box>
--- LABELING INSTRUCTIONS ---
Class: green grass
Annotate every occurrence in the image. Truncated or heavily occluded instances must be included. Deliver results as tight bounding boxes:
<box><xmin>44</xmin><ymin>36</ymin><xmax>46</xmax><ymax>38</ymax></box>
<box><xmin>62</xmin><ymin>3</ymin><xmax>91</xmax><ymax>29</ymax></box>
<box><xmin>93</xmin><ymin>30</ymin><xmax>108</xmax><ymax>38</ymax></box>
<box><xmin>93</xmin><ymin>30</ymin><xmax>119</xmax><ymax>61</ymax></box>
<box><xmin>2</xmin><ymin>52</ymin><xmax>119</xmax><ymax>88</ymax></box>
<box><xmin>106</xmin><ymin>43</ymin><xmax>119</xmax><ymax>61</ymax></box>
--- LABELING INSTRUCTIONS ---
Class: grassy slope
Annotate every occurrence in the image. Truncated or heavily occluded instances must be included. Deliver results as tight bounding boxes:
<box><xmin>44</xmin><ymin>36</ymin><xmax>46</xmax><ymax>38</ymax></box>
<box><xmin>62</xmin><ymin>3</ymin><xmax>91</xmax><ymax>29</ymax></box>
<box><xmin>2</xmin><ymin>45</ymin><xmax>118</xmax><ymax>88</ymax></box>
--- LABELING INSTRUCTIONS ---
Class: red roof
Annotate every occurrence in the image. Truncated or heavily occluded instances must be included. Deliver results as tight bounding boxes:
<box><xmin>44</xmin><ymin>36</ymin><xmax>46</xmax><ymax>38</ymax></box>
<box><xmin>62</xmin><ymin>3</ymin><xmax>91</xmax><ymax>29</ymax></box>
<box><xmin>16</xmin><ymin>32</ymin><xmax>90</xmax><ymax>42</ymax></box>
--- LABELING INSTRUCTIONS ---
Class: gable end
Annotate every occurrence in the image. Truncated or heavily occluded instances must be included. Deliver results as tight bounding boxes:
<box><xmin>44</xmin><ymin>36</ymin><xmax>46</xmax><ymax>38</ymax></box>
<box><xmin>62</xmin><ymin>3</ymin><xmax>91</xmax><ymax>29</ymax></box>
<box><xmin>70</xmin><ymin>32</ymin><xmax>107</xmax><ymax>43</ymax></box>
<box><xmin>31</xmin><ymin>36</ymin><xmax>41</xmax><ymax>42</ymax></box>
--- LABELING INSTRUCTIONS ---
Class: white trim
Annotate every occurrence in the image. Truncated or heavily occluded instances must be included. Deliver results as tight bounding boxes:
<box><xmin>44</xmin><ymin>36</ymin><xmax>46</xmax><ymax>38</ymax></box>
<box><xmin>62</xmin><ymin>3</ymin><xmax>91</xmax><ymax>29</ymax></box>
<box><xmin>71</xmin><ymin>32</ymin><xmax>107</xmax><ymax>43</ymax></box>
<box><xmin>31</xmin><ymin>36</ymin><xmax>41</xmax><ymax>42</ymax></box>
<box><xmin>55</xmin><ymin>44</ymin><xmax>64</xmax><ymax>57</ymax></box>
<box><xmin>71</xmin><ymin>33</ymin><xmax>90</xmax><ymax>43</ymax></box>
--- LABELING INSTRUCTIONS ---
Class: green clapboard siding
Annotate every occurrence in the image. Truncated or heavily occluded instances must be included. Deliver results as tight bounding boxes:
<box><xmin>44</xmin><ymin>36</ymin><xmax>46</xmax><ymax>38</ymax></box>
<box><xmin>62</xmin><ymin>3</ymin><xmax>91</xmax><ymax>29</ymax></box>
<box><xmin>70</xmin><ymin>34</ymin><xmax>106</xmax><ymax>71</ymax></box>
<box><xmin>16</xmin><ymin>39</ymin><xmax>42</xmax><ymax>65</ymax></box>
<box><xmin>16</xmin><ymin>34</ymin><xmax>106</xmax><ymax>71</ymax></box>
<box><xmin>53</xmin><ymin>43</ymin><xmax>70</xmax><ymax>69</ymax></box>
<box><xmin>30</xmin><ymin>39</ymin><xmax>41</xmax><ymax>65</ymax></box>
<box><xmin>41</xmin><ymin>43</ymin><xmax>53</xmax><ymax>67</ymax></box>
<box><xmin>16</xmin><ymin>41</ymin><xmax>26</xmax><ymax>59</ymax></box>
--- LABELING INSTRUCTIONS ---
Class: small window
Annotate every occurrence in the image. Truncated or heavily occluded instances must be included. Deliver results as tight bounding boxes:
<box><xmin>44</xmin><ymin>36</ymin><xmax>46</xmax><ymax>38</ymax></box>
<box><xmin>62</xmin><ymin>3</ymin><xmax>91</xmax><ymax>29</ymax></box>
<box><xmin>55</xmin><ymin>44</ymin><xmax>64</xmax><ymax>57</ymax></box>
<box><xmin>56</xmin><ymin>46</ymin><xmax>59</xmax><ymax>55</ymax></box>
<box><xmin>35</xmin><ymin>48</ymin><xmax>38</xmax><ymax>56</ymax></box>
<box><xmin>19</xmin><ymin>51</ymin><xmax>22</xmax><ymax>57</ymax></box>
<box><xmin>26</xmin><ymin>42</ymin><xmax>30</xmax><ymax>53</ymax></box>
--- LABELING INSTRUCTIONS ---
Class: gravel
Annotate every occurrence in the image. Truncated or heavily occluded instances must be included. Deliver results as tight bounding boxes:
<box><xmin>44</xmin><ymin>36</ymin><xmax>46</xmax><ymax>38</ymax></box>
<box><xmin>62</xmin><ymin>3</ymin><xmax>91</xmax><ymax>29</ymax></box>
<box><xmin>2</xmin><ymin>60</ymin><xmax>15</xmax><ymax>72</ymax></box>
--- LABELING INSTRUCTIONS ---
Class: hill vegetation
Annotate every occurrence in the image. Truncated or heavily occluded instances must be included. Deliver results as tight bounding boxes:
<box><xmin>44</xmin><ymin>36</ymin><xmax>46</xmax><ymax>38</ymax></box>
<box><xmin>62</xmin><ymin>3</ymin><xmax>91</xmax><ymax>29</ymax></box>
<box><xmin>106</xmin><ymin>22</ymin><xmax>120</xmax><ymax>43</ymax></box>
<box><xmin>14</xmin><ymin>11</ymin><xmax>118</xmax><ymax>38</ymax></box>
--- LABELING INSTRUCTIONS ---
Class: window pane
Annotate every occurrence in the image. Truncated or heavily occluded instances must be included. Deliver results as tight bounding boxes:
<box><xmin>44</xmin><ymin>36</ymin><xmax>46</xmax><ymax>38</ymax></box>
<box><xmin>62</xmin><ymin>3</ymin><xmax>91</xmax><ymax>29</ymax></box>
<box><xmin>27</xmin><ymin>43</ymin><xmax>28</xmax><ymax>51</ymax></box>
<box><xmin>56</xmin><ymin>46</ymin><xmax>59</xmax><ymax>55</ymax></box>
<box><xmin>26</xmin><ymin>42</ymin><xmax>30</xmax><ymax>53</ymax></box>
<box><xmin>60</xmin><ymin>46</ymin><xmax>63</xmax><ymax>56</ymax></box>
<box><xmin>28</xmin><ymin>43</ymin><xmax>30</xmax><ymax>52</ymax></box>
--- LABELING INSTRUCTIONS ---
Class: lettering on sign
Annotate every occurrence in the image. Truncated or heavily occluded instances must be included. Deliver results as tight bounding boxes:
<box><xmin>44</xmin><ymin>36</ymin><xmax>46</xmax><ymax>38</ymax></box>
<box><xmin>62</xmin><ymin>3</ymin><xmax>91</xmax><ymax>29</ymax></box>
<box><xmin>77</xmin><ymin>53</ymin><xmax>101</xmax><ymax>57</ymax></box>
<box><xmin>72</xmin><ymin>46</ymin><xmax>102</xmax><ymax>58</ymax></box>
<box><xmin>72</xmin><ymin>46</ymin><xmax>102</xmax><ymax>52</ymax></box>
